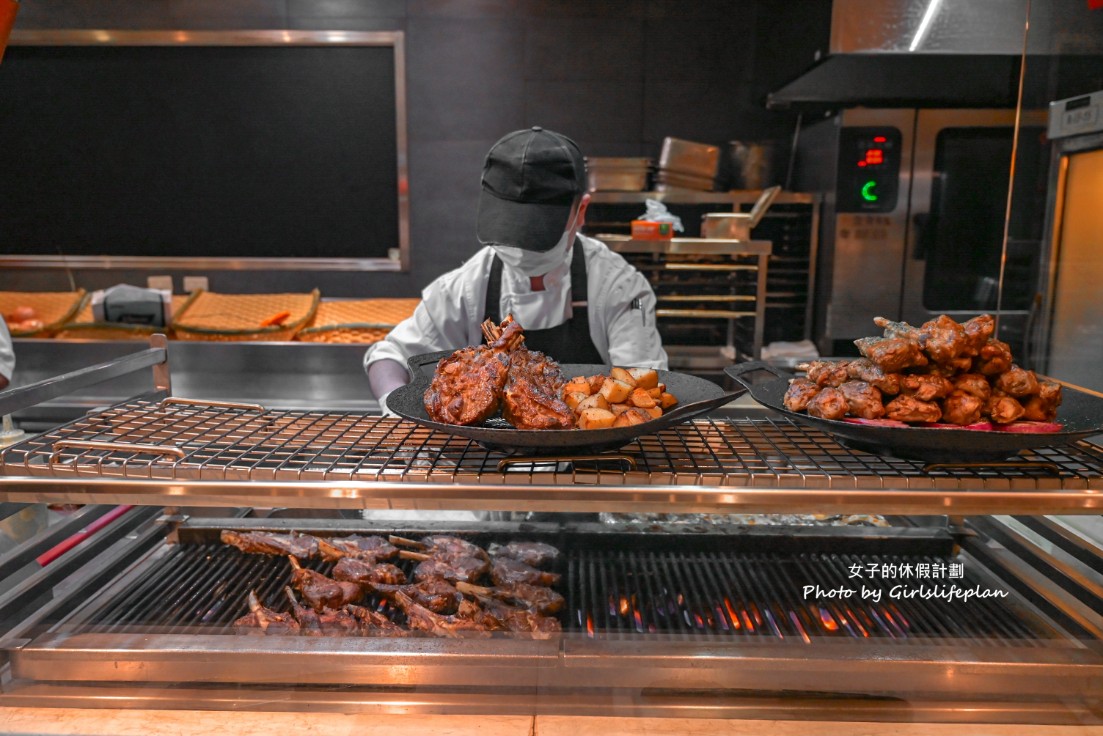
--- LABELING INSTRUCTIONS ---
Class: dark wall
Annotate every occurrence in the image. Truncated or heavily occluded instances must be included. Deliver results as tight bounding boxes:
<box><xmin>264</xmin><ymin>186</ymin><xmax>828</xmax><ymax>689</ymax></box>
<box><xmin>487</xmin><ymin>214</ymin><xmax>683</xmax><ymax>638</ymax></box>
<box><xmin>6</xmin><ymin>0</ymin><xmax>830</xmax><ymax>298</ymax></box>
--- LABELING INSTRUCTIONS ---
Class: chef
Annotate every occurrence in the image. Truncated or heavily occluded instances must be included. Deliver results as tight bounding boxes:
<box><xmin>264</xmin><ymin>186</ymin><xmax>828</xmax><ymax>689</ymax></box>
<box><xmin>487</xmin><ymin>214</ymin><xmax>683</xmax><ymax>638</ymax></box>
<box><xmin>365</xmin><ymin>126</ymin><xmax>667</xmax><ymax>412</ymax></box>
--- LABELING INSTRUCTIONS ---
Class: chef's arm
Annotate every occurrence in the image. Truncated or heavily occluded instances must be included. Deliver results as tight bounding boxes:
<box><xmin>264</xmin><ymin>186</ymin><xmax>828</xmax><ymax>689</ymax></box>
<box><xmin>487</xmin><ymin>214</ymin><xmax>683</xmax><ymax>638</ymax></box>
<box><xmin>368</xmin><ymin>358</ymin><xmax>409</xmax><ymax>403</ymax></box>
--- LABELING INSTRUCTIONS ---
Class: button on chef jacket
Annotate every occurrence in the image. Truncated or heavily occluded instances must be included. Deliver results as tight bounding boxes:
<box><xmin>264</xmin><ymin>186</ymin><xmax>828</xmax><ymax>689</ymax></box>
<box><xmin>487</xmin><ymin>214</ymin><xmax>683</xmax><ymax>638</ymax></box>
<box><xmin>364</xmin><ymin>234</ymin><xmax>668</xmax><ymax>395</ymax></box>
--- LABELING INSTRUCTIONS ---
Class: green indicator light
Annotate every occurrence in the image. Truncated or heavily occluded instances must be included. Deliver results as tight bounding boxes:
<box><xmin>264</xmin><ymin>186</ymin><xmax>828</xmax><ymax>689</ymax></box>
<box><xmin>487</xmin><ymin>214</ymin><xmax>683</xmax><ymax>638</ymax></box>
<box><xmin>861</xmin><ymin>180</ymin><xmax>879</xmax><ymax>202</ymax></box>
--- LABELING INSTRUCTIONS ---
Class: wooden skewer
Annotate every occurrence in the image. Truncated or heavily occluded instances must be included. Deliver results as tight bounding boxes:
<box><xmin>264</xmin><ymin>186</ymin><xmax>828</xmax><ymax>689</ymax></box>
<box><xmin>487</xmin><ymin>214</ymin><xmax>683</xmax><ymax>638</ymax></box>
<box><xmin>399</xmin><ymin>550</ymin><xmax>431</xmax><ymax>562</ymax></box>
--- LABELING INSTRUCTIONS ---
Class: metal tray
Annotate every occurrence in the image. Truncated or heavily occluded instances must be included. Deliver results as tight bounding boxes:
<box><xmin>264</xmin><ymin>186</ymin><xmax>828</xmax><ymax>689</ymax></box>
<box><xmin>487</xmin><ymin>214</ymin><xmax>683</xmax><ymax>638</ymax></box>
<box><xmin>726</xmin><ymin>361</ymin><xmax>1103</xmax><ymax>463</ymax></box>
<box><xmin>388</xmin><ymin>350</ymin><xmax>744</xmax><ymax>455</ymax></box>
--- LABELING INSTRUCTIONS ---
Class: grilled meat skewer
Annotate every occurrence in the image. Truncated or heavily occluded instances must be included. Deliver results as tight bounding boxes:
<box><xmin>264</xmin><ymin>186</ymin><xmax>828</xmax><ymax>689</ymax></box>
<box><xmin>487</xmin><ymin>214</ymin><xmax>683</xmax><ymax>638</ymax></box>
<box><xmin>456</xmin><ymin>580</ymin><xmax>565</xmax><ymax>615</ymax></box>
<box><xmin>232</xmin><ymin>590</ymin><xmax>300</xmax><ymax>635</ymax></box>
<box><xmin>221</xmin><ymin>530</ymin><xmax>319</xmax><ymax>559</ymax></box>
<box><xmin>288</xmin><ymin>555</ymin><xmax>362</xmax><ymax>611</ymax></box>
<box><xmin>487</xmin><ymin>541</ymin><xmax>560</xmax><ymax>569</ymax></box>
<box><xmin>389</xmin><ymin>535</ymin><xmax>490</xmax><ymax>562</ymax></box>
<box><xmin>317</xmin><ymin>535</ymin><xmax>399</xmax><ymax>563</ymax></box>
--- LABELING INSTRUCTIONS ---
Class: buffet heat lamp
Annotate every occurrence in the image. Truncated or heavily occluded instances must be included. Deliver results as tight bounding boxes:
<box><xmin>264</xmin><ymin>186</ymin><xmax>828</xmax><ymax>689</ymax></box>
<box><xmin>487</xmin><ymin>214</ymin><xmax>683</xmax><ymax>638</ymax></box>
<box><xmin>0</xmin><ymin>0</ymin><xmax>17</xmax><ymax>64</ymax></box>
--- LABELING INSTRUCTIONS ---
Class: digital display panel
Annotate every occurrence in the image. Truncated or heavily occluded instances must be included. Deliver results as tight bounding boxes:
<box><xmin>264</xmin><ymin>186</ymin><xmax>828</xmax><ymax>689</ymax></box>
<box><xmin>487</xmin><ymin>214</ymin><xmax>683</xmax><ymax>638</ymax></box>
<box><xmin>836</xmin><ymin>127</ymin><xmax>901</xmax><ymax>213</ymax></box>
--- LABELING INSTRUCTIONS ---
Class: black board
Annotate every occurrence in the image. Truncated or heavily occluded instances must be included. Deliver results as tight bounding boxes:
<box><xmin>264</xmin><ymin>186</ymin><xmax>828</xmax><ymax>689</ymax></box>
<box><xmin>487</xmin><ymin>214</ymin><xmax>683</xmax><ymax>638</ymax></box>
<box><xmin>0</xmin><ymin>42</ymin><xmax>401</xmax><ymax>261</ymax></box>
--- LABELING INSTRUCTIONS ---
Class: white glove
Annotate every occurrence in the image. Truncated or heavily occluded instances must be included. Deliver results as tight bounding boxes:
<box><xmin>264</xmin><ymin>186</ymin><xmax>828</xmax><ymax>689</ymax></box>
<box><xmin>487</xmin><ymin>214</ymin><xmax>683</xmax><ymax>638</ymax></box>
<box><xmin>377</xmin><ymin>390</ymin><xmax>399</xmax><ymax>418</ymax></box>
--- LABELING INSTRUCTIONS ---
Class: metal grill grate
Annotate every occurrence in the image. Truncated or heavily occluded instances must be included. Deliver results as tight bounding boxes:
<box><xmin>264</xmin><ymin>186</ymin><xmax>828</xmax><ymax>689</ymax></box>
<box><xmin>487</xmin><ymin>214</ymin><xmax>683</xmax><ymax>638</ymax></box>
<box><xmin>69</xmin><ymin>541</ymin><xmax>1053</xmax><ymax>645</ymax></box>
<box><xmin>3</xmin><ymin>399</ymin><xmax>1102</xmax><ymax>488</ymax></box>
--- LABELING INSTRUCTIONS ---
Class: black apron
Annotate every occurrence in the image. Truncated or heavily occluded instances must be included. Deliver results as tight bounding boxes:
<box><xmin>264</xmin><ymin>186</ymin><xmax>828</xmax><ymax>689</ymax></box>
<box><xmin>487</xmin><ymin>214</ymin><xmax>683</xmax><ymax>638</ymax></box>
<box><xmin>484</xmin><ymin>241</ymin><xmax>605</xmax><ymax>364</ymax></box>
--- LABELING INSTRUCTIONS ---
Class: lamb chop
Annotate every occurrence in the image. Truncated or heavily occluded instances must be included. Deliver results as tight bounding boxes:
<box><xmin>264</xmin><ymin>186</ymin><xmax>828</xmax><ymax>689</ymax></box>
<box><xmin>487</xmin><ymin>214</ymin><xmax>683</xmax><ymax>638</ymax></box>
<box><xmin>481</xmin><ymin>319</ymin><xmax>574</xmax><ymax>430</ymax></box>
<box><xmin>403</xmin><ymin>550</ymin><xmax>490</xmax><ymax>583</ymax></box>
<box><xmin>284</xmin><ymin>586</ymin><xmax>359</xmax><ymax>637</ymax></box>
<box><xmin>845</xmin><ymin>358</ymin><xmax>902</xmax><ymax>395</ymax></box>
<box><xmin>316</xmin><ymin>535</ymin><xmax>398</xmax><ymax>563</ymax></box>
<box><xmin>346</xmin><ymin>604</ymin><xmax>412</xmax><ymax>637</ymax></box>
<box><xmin>365</xmin><ymin>577</ymin><xmax>464</xmax><ymax>615</ymax></box>
<box><xmin>220</xmin><ymin>530</ymin><xmax>319</xmax><ymax>559</ymax></box>
<box><xmin>394</xmin><ymin>590</ymin><xmax>496</xmax><ymax>638</ymax></box>
<box><xmin>332</xmin><ymin>557</ymin><xmax>406</xmax><ymax>587</ymax></box>
<box><xmin>490</xmin><ymin>557</ymin><xmax>561</xmax><ymax>587</ymax></box>
<box><xmin>456</xmin><ymin>580</ymin><xmax>565</xmax><ymax>615</ymax></box>
<box><xmin>232</xmin><ymin>589</ymin><xmax>299</xmax><ymax>635</ymax></box>
<box><xmin>466</xmin><ymin>593</ymin><xmax>562</xmax><ymax>639</ymax></box>
<box><xmin>784</xmin><ymin>377</ymin><xmax>820</xmax><ymax>412</ymax></box>
<box><xmin>390</xmin><ymin>534</ymin><xmax>490</xmax><ymax>562</ymax></box>
<box><xmin>873</xmin><ymin>316</ymin><xmax>920</xmax><ymax>341</ymax></box>
<box><xmin>423</xmin><ymin>316</ymin><xmax>525</xmax><ymax>425</ymax></box>
<box><xmin>288</xmin><ymin>555</ymin><xmax>362</xmax><ymax>611</ymax></box>
<box><xmin>487</xmin><ymin>541</ymin><xmax>561</xmax><ymax>569</ymax></box>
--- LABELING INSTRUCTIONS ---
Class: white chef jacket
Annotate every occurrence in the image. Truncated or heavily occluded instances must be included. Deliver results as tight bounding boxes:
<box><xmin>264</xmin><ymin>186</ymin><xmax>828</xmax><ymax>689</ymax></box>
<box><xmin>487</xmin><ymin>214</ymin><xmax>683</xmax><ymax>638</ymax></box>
<box><xmin>364</xmin><ymin>234</ymin><xmax>667</xmax><ymax>394</ymax></box>
<box><xmin>0</xmin><ymin>319</ymin><xmax>14</xmax><ymax>382</ymax></box>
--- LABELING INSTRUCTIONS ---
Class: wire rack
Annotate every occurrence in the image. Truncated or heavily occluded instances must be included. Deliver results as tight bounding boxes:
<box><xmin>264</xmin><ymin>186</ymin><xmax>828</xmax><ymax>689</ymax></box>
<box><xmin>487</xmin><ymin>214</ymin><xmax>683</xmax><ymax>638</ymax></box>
<box><xmin>3</xmin><ymin>398</ymin><xmax>1102</xmax><ymax>491</ymax></box>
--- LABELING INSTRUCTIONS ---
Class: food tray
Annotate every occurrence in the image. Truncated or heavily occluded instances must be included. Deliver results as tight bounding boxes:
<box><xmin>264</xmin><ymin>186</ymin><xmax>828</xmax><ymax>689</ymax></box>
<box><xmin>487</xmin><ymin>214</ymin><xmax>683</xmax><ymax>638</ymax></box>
<box><xmin>0</xmin><ymin>290</ymin><xmax>87</xmax><ymax>337</ymax></box>
<box><xmin>172</xmin><ymin>289</ymin><xmax>319</xmax><ymax>342</ymax></box>
<box><xmin>295</xmin><ymin>298</ymin><xmax>420</xmax><ymax>344</ymax></box>
<box><xmin>55</xmin><ymin>294</ymin><xmax>196</xmax><ymax>341</ymax></box>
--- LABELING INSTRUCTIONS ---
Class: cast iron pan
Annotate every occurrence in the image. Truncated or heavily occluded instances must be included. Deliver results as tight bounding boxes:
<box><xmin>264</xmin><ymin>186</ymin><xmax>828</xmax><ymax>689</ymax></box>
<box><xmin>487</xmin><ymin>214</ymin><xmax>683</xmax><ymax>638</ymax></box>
<box><xmin>725</xmin><ymin>361</ymin><xmax>1103</xmax><ymax>463</ymax></box>
<box><xmin>388</xmin><ymin>350</ymin><xmax>746</xmax><ymax>455</ymax></box>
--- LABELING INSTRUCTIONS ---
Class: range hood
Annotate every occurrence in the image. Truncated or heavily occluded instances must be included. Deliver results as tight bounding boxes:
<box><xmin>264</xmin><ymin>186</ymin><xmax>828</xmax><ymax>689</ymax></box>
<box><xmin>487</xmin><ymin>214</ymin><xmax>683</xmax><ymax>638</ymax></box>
<box><xmin>767</xmin><ymin>0</ymin><xmax>1103</xmax><ymax>111</ymax></box>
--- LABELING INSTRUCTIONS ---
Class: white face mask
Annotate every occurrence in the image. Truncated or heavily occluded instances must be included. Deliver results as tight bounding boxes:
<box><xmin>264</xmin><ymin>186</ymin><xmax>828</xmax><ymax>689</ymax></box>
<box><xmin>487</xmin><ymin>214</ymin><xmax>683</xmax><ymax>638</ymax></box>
<box><xmin>492</xmin><ymin>209</ymin><xmax>578</xmax><ymax>277</ymax></box>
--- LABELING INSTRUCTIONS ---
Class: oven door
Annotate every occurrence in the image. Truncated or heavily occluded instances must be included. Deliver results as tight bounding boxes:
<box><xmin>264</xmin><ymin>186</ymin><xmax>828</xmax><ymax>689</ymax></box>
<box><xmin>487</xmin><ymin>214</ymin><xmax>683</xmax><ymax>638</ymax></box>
<box><xmin>900</xmin><ymin>109</ymin><xmax>1049</xmax><ymax>352</ymax></box>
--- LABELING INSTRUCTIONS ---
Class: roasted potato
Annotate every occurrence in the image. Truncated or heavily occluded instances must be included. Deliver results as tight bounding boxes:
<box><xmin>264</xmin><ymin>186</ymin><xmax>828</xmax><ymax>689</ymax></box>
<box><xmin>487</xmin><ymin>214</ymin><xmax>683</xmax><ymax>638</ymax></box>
<box><xmin>660</xmin><ymin>392</ymin><xmax>679</xmax><ymax>409</ymax></box>
<box><xmin>563</xmin><ymin>378</ymin><xmax>592</xmax><ymax>397</ymax></box>
<box><xmin>600</xmin><ymin>378</ymin><xmax>633</xmax><ymax>404</ymax></box>
<box><xmin>613</xmin><ymin>409</ymin><xmax>648</xmax><ymax>427</ymax></box>
<box><xmin>564</xmin><ymin>391</ymin><xmax>589</xmax><ymax>411</ymax></box>
<box><xmin>609</xmin><ymin>367</ymin><xmax>637</xmax><ymax>387</ymax></box>
<box><xmin>576</xmin><ymin>393</ymin><xmax>610</xmax><ymax>413</ymax></box>
<box><xmin>628</xmin><ymin>388</ymin><xmax>656</xmax><ymax>409</ymax></box>
<box><xmin>578</xmin><ymin>408</ymin><xmax>616</xmax><ymax>430</ymax></box>
<box><xmin>627</xmin><ymin>368</ymin><xmax>659</xmax><ymax>390</ymax></box>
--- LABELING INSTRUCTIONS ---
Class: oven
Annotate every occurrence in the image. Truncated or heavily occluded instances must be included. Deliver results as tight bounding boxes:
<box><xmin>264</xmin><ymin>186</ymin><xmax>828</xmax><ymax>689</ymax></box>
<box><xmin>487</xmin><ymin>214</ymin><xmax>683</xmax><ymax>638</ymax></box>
<box><xmin>0</xmin><ymin>340</ymin><xmax>1101</xmax><ymax>724</ymax></box>
<box><xmin>794</xmin><ymin>108</ymin><xmax>1050</xmax><ymax>357</ymax></box>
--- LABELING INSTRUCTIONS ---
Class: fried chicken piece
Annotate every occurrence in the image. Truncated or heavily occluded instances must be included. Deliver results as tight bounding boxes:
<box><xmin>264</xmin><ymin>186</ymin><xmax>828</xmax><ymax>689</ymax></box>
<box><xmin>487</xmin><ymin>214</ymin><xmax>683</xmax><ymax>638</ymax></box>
<box><xmin>926</xmin><ymin>355</ymin><xmax>974</xmax><ymax>376</ymax></box>
<box><xmin>918</xmin><ymin>314</ymin><xmax>970</xmax><ymax>366</ymax></box>
<box><xmin>1022</xmin><ymin>381</ymin><xmax>1062</xmax><ymax>422</ymax></box>
<box><xmin>996</xmin><ymin>365</ymin><xmax>1040</xmax><ymax>398</ymax></box>
<box><xmin>962</xmin><ymin>314</ymin><xmax>995</xmax><ymax>353</ymax></box>
<box><xmin>854</xmin><ymin>336</ymin><xmax>928</xmax><ymax>373</ymax></box>
<box><xmin>800</xmin><ymin>360</ymin><xmax>851</xmax><ymax>388</ymax></box>
<box><xmin>952</xmin><ymin>373</ymin><xmax>992</xmax><ymax>402</ymax></box>
<box><xmin>366</xmin><ymin>577</ymin><xmax>464</xmax><ymax>615</ymax></box>
<box><xmin>900</xmin><ymin>374</ymin><xmax>954</xmax><ymax>402</ymax></box>
<box><xmin>332</xmin><ymin>558</ymin><xmax>406</xmax><ymax>587</ymax></box>
<box><xmin>784</xmin><ymin>377</ymin><xmax>820</xmax><ymax>412</ymax></box>
<box><xmin>986</xmin><ymin>390</ymin><xmax>1025</xmax><ymax>425</ymax></box>
<box><xmin>501</xmin><ymin>348</ymin><xmax>575</xmax><ymax>429</ymax></box>
<box><xmin>288</xmin><ymin>556</ymin><xmax>362</xmax><ymax>611</ymax></box>
<box><xmin>885</xmin><ymin>395</ymin><xmax>942</xmax><ymax>423</ymax></box>
<box><xmin>806</xmin><ymin>386</ymin><xmax>849</xmax><ymax>420</ymax></box>
<box><xmin>232</xmin><ymin>590</ymin><xmax>300</xmax><ymax>635</ymax></box>
<box><xmin>346</xmin><ymin>604</ymin><xmax>412</xmax><ymax>637</ymax></box>
<box><xmin>457</xmin><ymin>580</ymin><xmax>566</xmax><ymax>616</ymax></box>
<box><xmin>873</xmin><ymin>316</ymin><xmax>920</xmax><ymax>340</ymax></box>
<box><xmin>846</xmin><ymin>358</ymin><xmax>902</xmax><ymax>395</ymax></box>
<box><xmin>490</xmin><ymin>557</ymin><xmax>562</xmax><ymax>587</ymax></box>
<box><xmin>941</xmin><ymin>390</ymin><xmax>984</xmax><ymax>425</ymax></box>
<box><xmin>423</xmin><ymin>317</ymin><xmax>524</xmax><ymax>425</ymax></box>
<box><xmin>220</xmin><ymin>530</ymin><xmax>319</xmax><ymax>559</ymax></box>
<box><xmin>316</xmin><ymin>535</ymin><xmax>398</xmax><ymax>563</ymax></box>
<box><xmin>487</xmin><ymin>541</ymin><xmax>560</xmax><ymax>569</ymax></box>
<box><xmin>976</xmin><ymin>339</ymin><xmax>1013</xmax><ymax>376</ymax></box>
<box><xmin>395</xmin><ymin>590</ymin><xmax>495</xmax><ymax>638</ymax></box>
<box><xmin>838</xmin><ymin>381</ymin><xmax>885</xmax><ymax>420</ymax></box>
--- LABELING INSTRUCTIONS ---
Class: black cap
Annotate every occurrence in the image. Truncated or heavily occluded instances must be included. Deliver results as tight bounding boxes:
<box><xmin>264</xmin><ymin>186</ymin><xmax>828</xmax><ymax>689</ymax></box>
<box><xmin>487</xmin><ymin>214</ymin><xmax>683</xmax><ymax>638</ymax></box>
<box><xmin>476</xmin><ymin>127</ymin><xmax>586</xmax><ymax>252</ymax></box>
